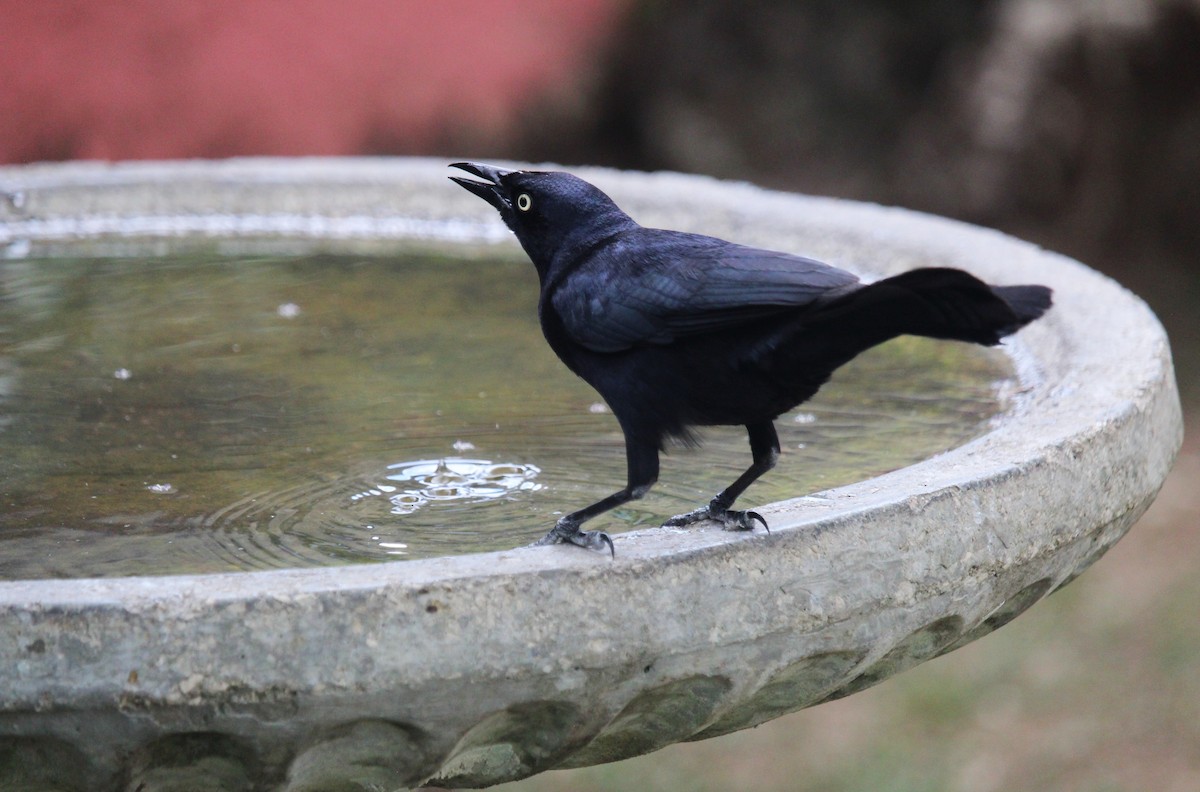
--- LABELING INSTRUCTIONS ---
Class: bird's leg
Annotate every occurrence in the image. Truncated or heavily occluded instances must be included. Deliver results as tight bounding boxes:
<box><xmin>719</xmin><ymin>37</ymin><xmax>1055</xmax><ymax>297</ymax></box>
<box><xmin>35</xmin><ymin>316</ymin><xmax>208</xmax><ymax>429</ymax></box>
<box><xmin>535</xmin><ymin>435</ymin><xmax>659</xmax><ymax>556</ymax></box>
<box><xmin>665</xmin><ymin>421</ymin><xmax>779</xmax><ymax>532</ymax></box>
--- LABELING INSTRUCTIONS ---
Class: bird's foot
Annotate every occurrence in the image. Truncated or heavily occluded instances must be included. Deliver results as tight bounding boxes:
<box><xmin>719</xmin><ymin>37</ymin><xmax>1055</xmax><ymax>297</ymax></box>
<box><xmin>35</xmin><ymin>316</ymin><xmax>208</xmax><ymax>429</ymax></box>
<box><xmin>533</xmin><ymin>518</ymin><xmax>614</xmax><ymax>557</ymax></box>
<box><xmin>663</xmin><ymin>505</ymin><xmax>769</xmax><ymax>533</ymax></box>
<box><xmin>661</xmin><ymin>506</ymin><xmax>709</xmax><ymax>528</ymax></box>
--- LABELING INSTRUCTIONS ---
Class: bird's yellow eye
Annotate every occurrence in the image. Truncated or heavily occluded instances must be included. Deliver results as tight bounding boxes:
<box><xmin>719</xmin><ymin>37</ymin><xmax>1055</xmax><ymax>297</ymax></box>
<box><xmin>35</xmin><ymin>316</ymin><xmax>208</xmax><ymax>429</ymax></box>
<box><xmin>516</xmin><ymin>193</ymin><xmax>532</xmax><ymax>212</ymax></box>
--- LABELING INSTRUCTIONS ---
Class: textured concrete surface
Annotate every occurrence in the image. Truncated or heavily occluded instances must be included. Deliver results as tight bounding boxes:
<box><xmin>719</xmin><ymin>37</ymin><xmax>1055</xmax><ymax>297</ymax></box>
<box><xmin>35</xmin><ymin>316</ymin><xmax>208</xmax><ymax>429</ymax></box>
<box><xmin>0</xmin><ymin>158</ymin><xmax>1183</xmax><ymax>790</ymax></box>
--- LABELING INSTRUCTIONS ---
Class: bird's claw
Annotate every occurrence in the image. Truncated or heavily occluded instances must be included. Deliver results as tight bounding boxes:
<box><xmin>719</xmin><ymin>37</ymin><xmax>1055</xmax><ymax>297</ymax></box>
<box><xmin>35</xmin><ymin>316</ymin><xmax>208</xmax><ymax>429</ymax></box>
<box><xmin>663</xmin><ymin>506</ymin><xmax>769</xmax><ymax>533</ymax></box>
<box><xmin>727</xmin><ymin>509</ymin><xmax>769</xmax><ymax>533</ymax></box>
<box><xmin>533</xmin><ymin>520</ymin><xmax>615</xmax><ymax>557</ymax></box>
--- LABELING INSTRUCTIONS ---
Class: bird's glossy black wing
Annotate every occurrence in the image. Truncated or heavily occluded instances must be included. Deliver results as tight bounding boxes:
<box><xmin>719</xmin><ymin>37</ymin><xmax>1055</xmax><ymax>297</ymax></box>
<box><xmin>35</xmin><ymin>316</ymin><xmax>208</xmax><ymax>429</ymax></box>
<box><xmin>551</xmin><ymin>231</ymin><xmax>861</xmax><ymax>353</ymax></box>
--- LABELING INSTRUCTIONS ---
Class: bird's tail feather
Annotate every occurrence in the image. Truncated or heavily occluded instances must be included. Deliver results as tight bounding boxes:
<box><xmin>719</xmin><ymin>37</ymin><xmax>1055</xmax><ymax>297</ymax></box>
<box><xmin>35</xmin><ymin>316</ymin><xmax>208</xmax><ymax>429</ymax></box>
<box><xmin>992</xmin><ymin>283</ymin><xmax>1055</xmax><ymax>328</ymax></box>
<box><xmin>834</xmin><ymin>268</ymin><xmax>1052</xmax><ymax>347</ymax></box>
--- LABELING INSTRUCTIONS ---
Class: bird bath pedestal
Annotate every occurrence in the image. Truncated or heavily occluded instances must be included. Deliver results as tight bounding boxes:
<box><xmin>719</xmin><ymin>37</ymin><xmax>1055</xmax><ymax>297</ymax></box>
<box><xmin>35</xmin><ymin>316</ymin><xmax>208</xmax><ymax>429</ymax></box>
<box><xmin>0</xmin><ymin>158</ymin><xmax>1183</xmax><ymax>791</ymax></box>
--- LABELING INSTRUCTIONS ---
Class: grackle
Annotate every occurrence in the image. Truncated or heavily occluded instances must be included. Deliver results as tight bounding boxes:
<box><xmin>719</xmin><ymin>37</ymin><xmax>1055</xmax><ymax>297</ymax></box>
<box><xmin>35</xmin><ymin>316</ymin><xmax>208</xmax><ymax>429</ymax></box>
<box><xmin>450</xmin><ymin>162</ymin><xmax>1052</xmax><ymax>556</ymax></box>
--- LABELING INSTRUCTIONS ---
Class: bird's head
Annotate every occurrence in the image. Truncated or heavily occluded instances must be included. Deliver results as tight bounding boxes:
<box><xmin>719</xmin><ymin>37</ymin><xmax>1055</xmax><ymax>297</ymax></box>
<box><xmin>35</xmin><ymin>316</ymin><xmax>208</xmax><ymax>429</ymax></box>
<box><xmin>450</xmin><ymin>162</ymin><xmax>633</xmax><ymax>273</ymax></box>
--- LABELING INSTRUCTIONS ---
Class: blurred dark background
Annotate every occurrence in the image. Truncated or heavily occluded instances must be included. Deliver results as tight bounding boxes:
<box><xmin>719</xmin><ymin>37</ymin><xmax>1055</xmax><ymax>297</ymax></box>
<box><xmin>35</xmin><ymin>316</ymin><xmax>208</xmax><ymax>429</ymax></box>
<box><xmin>2</xmin><ymin>1</ymin><xmax>1197</xmax><ymax>789</ymax></box>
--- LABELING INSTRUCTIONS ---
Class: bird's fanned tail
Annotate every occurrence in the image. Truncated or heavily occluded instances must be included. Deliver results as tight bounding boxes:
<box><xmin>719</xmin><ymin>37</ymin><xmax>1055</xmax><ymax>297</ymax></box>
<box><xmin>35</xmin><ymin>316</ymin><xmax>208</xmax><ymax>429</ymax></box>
<box><xmin>993</xmin><ymin>283</ymin><xmax>1055</xmax><ymax>329</ymax></box>
<box><xmin>825</xmin><ymin>267</ymin><xmax>1052</xmax><ymax>348</ymax></box>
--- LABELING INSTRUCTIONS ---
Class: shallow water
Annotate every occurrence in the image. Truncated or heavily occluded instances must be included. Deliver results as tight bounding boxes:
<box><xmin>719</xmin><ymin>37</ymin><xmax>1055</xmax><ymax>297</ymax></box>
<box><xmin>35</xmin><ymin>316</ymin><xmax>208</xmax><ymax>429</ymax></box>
<box><xmin>0</xmin><ymin>254</ymin><xmax>1016</xmax><ymax>579</ymax></box>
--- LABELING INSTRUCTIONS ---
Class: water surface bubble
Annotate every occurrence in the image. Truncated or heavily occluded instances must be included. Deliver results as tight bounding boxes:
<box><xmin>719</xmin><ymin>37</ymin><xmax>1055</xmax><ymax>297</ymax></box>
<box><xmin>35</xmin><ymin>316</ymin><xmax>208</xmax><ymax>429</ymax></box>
<box><xmin>375</xmin><ymin>458</ymin><xmax>543</xmax><ymax>507</ymax></box>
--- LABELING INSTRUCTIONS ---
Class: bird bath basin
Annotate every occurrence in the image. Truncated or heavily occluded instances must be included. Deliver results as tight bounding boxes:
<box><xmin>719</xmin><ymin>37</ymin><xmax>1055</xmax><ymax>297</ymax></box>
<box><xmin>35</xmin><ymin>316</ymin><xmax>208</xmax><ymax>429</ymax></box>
<box><xmin>0</xmin><ymin>252</ymin><xmax>1011</xmax><ymax>579</ymax></box>
<box><xmin>0</xmin><ymin>158</ymin><xmax>1182</xmax><ymax>791</ymax></box>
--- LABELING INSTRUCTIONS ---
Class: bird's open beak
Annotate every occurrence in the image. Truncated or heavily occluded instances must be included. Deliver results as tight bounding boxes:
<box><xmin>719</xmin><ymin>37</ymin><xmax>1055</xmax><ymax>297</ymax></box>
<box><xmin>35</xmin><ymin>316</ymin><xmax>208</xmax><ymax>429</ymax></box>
<box><xmin>449</xmin><ymin>162</ymin><xmax>514</xmax><ymax>219</ymax></box>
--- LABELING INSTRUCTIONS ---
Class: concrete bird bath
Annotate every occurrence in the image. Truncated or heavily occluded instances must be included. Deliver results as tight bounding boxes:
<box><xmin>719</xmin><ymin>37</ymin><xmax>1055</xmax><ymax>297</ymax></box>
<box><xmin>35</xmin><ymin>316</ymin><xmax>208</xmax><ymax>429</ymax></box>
<box><xmin>0</xmin><ymin>158</ymin><xmax>1182</xmax><ymax>791</ymax></box>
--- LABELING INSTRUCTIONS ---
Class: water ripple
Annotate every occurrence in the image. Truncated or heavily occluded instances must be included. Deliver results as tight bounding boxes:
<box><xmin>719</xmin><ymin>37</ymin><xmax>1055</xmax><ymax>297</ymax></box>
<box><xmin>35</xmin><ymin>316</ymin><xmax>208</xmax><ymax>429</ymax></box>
<box><xmin>350</xmin><ymin>458</ymin><xmax>543</xmax><ymax>514</ymax></box>
<box><xmin>196</xmin><ymin>458</ymin><xmax>548</xmax><ymax>570</ymax></box>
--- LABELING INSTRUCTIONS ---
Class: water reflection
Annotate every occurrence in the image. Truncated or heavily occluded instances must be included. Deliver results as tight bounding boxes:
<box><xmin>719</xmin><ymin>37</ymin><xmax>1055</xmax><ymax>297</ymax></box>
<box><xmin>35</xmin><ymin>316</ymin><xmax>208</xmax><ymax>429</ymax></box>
<box><xmin>0</xmin><ymin>254</ymin><xmax>1016</xmax><ymax>578</ymax></box>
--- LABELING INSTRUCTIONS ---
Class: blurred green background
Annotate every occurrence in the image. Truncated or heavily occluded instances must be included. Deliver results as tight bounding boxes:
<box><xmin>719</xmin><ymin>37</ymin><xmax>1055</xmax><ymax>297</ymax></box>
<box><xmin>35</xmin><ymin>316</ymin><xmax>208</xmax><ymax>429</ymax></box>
<box><xmin>2</xmin><ymin>1</ymin><xmax>1196</xmax><ymax>789</ymax></box>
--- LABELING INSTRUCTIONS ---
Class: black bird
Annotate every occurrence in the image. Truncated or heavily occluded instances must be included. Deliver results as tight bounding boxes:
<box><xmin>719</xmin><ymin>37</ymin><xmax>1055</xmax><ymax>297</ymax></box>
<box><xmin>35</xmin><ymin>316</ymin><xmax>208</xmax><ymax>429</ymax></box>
<box><xmin>450</xmin><ymin>162</ymin><xmax>1052</xmax><ymax>555</ymax></box>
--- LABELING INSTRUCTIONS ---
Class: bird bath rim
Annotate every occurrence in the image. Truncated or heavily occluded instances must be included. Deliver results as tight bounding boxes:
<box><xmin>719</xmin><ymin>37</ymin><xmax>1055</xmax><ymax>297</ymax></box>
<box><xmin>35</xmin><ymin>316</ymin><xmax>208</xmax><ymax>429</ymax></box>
<box><xmin>0</xmin><ymin>157</ymin><xmax>1182</xmax><ymax>791</ymax></box>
